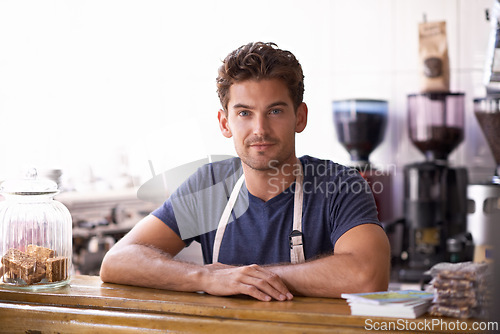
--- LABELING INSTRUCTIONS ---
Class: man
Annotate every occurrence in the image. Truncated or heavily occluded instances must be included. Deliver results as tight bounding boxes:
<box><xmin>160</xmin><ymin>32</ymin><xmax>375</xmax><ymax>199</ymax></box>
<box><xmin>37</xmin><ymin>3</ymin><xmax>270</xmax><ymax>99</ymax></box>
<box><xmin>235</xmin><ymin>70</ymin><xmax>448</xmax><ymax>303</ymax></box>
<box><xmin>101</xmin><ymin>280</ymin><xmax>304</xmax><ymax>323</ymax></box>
<box><xmin>100</xmin><ymin>42</ymin><xmax>390</xmax><ymax>302</ymax></box>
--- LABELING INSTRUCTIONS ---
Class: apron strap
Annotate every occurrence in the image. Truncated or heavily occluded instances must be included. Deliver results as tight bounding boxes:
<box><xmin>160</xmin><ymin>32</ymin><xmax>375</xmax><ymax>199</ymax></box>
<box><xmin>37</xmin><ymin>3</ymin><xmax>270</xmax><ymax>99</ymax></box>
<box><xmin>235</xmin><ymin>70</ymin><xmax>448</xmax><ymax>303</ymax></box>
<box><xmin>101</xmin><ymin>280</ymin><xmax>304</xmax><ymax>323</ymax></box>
<box><xmin>212</xmin><ymin>160</ymin><xmax>305</xmax><ymax>264</ymax></box>
<box><xmin>289</xmin><ymin>161</ymin><xmax>305</xmax><ymax>264</ymax></box>
<box><xmin>212</xmin><ymin>173</ymin><xmax>245</xmax><ymax>263</ymax></box>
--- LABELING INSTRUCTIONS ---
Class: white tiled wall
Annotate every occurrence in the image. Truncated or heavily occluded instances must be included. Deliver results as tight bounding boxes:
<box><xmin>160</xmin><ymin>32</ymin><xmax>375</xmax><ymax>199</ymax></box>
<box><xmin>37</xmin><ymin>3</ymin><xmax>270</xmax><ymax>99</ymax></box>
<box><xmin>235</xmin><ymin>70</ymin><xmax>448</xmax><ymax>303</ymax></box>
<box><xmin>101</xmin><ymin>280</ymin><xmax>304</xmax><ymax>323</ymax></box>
<box><xmin>0</xmin><ymin>1</ymin><xmax>497</xmax><ymax>218</ymax></box>
<box><xmin>322</xmin><ymin>0</ymin><xmax>493</xmax><ymax>162</ymax></box>
<box><xmin>301</xmin><ymin>0</ymin><xmax>497</xmax><ymax>217</ymax></box>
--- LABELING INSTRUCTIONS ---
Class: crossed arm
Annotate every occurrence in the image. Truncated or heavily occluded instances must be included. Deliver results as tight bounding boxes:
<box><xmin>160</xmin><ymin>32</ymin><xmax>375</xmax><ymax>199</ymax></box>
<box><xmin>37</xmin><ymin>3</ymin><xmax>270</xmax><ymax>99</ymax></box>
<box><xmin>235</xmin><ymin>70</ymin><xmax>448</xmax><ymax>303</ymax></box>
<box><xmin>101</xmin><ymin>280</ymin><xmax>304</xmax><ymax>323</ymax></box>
<box><xmin>100</xmin><ymin>215</ymin><xmax>391</xmax><ymax>301</ymax></box>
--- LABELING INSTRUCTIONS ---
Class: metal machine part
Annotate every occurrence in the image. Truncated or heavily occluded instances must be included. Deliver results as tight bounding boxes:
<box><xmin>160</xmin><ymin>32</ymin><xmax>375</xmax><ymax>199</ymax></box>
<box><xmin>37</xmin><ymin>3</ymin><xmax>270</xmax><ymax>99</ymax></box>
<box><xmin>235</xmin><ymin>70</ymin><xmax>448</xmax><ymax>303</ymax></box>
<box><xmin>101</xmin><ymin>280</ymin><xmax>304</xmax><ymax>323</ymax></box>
<box><xmin>467</xmin><ymin>184</ymin><xmax>500</xmax><ymax>263</ymax></box>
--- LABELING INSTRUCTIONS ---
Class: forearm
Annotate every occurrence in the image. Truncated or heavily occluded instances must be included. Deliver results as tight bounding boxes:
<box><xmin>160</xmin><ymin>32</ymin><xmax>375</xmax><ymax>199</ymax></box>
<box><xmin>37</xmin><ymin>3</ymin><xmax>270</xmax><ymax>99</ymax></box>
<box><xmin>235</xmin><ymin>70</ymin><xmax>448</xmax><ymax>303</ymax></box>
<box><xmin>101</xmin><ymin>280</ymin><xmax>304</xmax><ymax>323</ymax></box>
<box><xmin>268</xmin><ymin>253</ymin><xmax>390</xmax><ymax>298</ymax></box>
<box><xmin>100</xmin><ymin>244</ymin><xmax>293</xmax><ymax>301</ymax></box>
<box><xmin>98</xmin><ymin>215</ymin><xmax>290</xmax><ymax>301</ymax></box>
<box><xmin>100</xmin><ymin>243</ymin><xmax>205</xmax><ymax>292</ymax></box>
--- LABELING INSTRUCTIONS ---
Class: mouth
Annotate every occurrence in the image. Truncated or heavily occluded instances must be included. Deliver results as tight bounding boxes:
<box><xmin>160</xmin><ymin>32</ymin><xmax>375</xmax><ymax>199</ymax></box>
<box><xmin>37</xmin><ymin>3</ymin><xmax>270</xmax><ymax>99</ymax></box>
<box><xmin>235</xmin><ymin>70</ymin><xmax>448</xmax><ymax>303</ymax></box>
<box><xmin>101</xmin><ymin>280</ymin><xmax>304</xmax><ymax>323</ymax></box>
<box><xmin>249</xmin><ymin>142</ymin><xmax>275</xmax><ymax>151</ymax></box>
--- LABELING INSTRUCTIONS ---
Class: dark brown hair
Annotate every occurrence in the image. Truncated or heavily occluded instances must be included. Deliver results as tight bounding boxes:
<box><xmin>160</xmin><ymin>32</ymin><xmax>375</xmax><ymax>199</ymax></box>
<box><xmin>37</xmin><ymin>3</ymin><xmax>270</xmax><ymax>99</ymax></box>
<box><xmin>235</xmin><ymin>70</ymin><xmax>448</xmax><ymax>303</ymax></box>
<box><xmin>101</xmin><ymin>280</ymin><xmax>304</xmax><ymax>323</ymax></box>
<box><xmin>216</xmin><ymin>42</ymin><xmax>304</xmax><ymax>112</ymax></box>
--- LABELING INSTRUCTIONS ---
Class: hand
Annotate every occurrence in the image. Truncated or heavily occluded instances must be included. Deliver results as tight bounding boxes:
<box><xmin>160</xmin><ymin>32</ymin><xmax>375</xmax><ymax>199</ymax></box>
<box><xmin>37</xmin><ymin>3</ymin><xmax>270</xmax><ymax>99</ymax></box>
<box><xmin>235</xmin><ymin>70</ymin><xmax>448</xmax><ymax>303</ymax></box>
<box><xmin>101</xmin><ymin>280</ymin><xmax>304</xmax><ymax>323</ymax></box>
<box><xmin>201</xmin><ymin>263</ymin><xmax>293</xmax><ymax>302</ymax></box>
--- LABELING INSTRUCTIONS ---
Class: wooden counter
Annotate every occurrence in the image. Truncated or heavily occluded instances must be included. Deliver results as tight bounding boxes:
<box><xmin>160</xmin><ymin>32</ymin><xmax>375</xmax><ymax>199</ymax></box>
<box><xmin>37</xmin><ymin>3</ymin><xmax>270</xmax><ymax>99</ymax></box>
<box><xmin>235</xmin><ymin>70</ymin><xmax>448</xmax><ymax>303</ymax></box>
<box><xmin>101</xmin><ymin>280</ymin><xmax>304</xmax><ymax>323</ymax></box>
<box><xmin>0</xmin><ymin>275</ymin><xmax>486</xmax><ymax>333</ymax></box>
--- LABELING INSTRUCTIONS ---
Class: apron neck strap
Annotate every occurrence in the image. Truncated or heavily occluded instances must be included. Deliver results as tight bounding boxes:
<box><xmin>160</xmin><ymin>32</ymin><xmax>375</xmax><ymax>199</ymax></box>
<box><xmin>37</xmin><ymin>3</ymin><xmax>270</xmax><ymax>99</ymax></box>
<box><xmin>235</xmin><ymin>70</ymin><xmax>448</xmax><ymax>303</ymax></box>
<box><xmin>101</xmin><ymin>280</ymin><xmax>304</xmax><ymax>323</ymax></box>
<box><xmin>289</xmin><ymin>160</ymin><xmax>305</xmax><ymax>264</ymax></box>
<box><xmin>212</xmin><ymin>159</ymin><xmax>305</xmax><ymax>264</ymax></box>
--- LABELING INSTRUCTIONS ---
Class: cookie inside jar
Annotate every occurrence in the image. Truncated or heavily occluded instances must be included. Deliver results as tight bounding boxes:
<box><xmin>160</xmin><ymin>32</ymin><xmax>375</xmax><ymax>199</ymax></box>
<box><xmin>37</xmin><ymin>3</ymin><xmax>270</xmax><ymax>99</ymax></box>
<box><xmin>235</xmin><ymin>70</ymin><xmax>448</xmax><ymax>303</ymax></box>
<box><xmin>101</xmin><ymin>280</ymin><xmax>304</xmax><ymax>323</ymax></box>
<box><xmin>1</xmin><ymin>245</ymin><xmax>68</xmax><ymax>286</ymax></box>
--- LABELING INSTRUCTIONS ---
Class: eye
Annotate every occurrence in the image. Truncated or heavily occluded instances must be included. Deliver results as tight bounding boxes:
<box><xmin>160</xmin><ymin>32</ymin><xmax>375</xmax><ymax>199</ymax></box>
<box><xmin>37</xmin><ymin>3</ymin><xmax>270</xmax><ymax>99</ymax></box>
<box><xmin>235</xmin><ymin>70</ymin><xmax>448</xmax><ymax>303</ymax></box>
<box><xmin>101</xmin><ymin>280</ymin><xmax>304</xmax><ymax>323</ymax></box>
<box><xmin>269</xmin><ymin>109</ymin><xmax>282</xmax><ymax>115</ymax></box>
<box><xmin>238</xmin><ymin>110</ymin><xmax>250</xmax><ymax>117</ymax></box>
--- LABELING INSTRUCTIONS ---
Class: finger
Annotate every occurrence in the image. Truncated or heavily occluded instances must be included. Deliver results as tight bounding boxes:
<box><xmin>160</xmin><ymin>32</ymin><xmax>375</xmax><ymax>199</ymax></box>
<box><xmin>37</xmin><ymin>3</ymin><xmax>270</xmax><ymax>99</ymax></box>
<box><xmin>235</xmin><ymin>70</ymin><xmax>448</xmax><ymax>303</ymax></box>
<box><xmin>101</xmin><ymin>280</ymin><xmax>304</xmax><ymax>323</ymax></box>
<box><xmin>249</xmin><ymin>265</ymin><xmax>292</xmax><ymax>300</ymax></box>
<box><xmin>242</xmin><ymin>275</ymin><xmax>288</xmax><ymax>301</ymax></box>
<box><xmin>253</xmin><ymin>266</ymin><xmax>293</xmax><ymax>300</ymax></box>
<box><xmin>240</xmin><ymin>284</ymin><xmax>272</xmax><ymax>302</ymax></box>
<box><xmin>239</xmin><ymin>266</ymin><xmax>291</xmax><ymax>301</ymax></box>
<box><xmin>204</xmin><ymin>265</ymin><xmax>277</xmax><ymax>301</ymax></box>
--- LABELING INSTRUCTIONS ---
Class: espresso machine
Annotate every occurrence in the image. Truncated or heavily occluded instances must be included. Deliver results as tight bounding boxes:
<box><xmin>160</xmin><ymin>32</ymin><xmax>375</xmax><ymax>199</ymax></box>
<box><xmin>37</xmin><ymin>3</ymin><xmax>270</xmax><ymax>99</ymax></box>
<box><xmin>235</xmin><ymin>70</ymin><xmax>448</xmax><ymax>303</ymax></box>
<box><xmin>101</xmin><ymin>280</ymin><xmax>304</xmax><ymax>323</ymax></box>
<box><xmin>332</xmin><ymin>99</ymin><xmax>394</xmax><ymax>223</ymax></box>
<box><xmin>467</xmin><ymin>97</ymin><xmax>500</xmax><ymax>264</ymax></box>
<box><xmin>400</xmin><ymin>92</ymin><xmax>470</xmax><ymax>282</ymax></box>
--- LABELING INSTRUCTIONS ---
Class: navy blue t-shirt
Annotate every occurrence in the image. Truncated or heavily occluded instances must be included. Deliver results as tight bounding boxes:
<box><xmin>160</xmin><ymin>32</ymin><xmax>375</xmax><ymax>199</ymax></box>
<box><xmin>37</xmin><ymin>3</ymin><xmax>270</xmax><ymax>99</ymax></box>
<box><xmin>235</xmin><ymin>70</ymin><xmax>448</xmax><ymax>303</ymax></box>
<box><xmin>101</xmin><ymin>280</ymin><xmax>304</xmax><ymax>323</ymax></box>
<box><xmin>152</xmin><ymin>155</ymin><xmax>380</xmax><ymax>265</ymax></box>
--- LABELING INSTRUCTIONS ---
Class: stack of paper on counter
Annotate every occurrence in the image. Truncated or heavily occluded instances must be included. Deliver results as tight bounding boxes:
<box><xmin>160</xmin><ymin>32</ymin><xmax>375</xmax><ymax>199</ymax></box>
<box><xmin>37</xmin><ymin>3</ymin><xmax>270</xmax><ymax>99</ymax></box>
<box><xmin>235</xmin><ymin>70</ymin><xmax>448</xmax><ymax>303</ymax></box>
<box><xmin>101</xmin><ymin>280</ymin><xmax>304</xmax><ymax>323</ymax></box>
<box><xmin>341</xmin><ymin>290</ymin><xmax>434</xmax><ymax>319</ymax></box>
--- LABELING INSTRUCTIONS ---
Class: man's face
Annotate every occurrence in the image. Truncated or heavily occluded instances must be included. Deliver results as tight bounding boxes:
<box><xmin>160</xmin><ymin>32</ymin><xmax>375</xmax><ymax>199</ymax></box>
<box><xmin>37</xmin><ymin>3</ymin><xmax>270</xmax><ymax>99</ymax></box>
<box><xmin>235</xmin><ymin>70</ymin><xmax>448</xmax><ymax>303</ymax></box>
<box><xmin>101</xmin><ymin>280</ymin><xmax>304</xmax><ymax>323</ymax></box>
<box><xmin>218</xmin><ymin>78</ymin><xmax>307</xmax><ymax>172</ymax></box>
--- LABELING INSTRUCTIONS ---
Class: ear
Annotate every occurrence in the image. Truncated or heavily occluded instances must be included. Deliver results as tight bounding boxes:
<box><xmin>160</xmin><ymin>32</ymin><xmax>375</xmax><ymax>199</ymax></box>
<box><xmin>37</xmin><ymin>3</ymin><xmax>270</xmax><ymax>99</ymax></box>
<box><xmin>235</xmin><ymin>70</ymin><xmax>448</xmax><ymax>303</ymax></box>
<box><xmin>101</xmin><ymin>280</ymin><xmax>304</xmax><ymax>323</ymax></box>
<box><xmin>218</xmin><ymin>109</ymin><xmax>233</xmax><ymax>138</ymax></box>
<box><xmin>295</xmin><ymin>103</ymin><xmax>308</xmax><ymax>133</ymax></box>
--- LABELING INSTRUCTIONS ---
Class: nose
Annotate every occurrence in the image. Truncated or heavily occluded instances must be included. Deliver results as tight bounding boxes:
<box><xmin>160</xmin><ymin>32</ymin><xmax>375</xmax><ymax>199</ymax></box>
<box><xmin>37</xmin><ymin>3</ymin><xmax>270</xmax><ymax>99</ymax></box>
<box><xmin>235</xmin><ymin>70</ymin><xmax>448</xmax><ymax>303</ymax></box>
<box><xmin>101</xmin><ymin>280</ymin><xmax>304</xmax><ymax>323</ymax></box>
<box><xmin>253</xmin><ymin>113</ymin><xmax>270</xmax><ymax>136</ymax></box>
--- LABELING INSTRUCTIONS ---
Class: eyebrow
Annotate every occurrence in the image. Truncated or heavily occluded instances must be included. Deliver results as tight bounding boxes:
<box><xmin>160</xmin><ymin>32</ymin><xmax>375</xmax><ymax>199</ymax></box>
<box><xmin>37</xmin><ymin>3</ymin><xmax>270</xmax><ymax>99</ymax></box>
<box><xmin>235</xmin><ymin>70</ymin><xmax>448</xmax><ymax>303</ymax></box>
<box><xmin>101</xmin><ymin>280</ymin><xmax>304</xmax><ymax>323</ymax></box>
<box><xmin>231</xmin><ymin>101</ymin><xmax>290</xmax><ymax>110</ymax></box>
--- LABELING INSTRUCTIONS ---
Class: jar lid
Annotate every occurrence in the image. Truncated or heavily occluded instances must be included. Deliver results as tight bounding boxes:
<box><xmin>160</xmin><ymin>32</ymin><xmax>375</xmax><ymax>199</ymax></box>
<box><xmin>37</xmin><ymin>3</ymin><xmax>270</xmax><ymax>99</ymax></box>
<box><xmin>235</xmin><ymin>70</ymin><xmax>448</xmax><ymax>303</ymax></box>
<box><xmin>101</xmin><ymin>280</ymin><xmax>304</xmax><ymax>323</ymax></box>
<box><xmin>0</xmin><ymin>168</ymin><xmax>58</xmax><ymax>195</ymax></box>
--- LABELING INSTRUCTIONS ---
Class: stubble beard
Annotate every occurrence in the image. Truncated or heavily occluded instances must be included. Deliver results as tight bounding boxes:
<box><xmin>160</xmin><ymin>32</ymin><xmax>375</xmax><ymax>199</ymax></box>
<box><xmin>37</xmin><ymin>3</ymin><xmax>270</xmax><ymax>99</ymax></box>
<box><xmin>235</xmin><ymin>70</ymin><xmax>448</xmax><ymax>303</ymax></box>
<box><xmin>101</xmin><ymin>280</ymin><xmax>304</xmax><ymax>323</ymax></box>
<box><xmin>239</xmin><ymin>147</ymin><xmax>295</xmax><ymax>173</ymax></box>
<box><xmin>236</xmin><ymin>134</ymin><xmax>296</xmax><ymax>173</ymax></box>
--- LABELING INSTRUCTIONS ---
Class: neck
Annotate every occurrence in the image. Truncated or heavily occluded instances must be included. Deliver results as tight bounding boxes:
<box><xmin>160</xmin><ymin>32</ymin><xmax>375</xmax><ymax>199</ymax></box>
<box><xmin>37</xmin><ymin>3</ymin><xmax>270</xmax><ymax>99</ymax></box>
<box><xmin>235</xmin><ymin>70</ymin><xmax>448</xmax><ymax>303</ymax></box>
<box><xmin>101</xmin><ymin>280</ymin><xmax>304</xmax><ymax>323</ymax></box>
<box><xmin>242</xmin><ymin>156</ymin><xmax>301</xmax><ymax>202</ymax></box>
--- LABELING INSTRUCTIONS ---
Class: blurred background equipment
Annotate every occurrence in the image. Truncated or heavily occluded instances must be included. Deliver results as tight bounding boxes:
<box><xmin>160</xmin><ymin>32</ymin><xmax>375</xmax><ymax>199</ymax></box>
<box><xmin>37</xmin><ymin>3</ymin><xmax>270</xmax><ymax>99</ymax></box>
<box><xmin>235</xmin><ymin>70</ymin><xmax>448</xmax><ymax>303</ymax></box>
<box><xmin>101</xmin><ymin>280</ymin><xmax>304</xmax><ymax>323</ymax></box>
<box><xmin>57</xmin><ymin>189</ymin><xmax>157</xmax><ymax>275</ymax></box>
<box><xmin>332</xmin><ymin>99</ymin><xmax>394</xmax><ymax>224</ymax></box>
<box><xmin>399</xmin><ymin>92</ymin><xmax>470</xmax><ymax>282</ymax></box>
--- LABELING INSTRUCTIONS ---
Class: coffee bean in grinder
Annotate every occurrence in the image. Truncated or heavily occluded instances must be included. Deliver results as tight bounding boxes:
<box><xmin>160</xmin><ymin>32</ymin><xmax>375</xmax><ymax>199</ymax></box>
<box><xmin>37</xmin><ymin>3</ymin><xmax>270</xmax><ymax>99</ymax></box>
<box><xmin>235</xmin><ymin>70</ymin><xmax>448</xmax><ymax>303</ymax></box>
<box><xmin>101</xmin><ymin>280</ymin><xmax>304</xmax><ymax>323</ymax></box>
<box><xmin>400</xmin><ymin>92</ymin><xmax>471</xmax><ymax>282</ymax></box>
<box><xmin>399</xmin><ymin>20</ymin><xmax>472</xmax><ymax>282</ymax></box>
<box><xmin>468</xmin><ymin>97</ymin><xmax>500</xmax><ymax>264</ymax></box>
<box><xmin>331</xmin><ymin>99</ymin><xmax>394</xmax><ymax>224</ymax></box>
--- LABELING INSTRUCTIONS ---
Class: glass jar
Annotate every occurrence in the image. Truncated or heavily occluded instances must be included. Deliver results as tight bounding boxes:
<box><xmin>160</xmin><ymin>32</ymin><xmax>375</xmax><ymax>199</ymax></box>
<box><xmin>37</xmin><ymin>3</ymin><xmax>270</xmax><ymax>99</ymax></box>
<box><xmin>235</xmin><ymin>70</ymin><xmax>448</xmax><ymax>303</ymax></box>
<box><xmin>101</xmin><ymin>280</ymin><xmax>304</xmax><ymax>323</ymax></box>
<box><xmin>0</xmin><ymin>170</ymin><xmax>72</xmax><ymax>289</ymax></box>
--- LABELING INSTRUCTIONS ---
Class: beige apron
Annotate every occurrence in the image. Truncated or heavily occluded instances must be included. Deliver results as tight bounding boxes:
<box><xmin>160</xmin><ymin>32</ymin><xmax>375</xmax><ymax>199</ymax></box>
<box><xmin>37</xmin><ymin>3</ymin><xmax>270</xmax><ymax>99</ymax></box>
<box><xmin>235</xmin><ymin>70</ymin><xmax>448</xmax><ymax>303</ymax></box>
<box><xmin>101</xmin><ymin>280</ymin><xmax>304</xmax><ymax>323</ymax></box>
<box><xmin>212</xmin><ymin>161</ymin><xmax>305</xmax><ymax>264</ymax></box>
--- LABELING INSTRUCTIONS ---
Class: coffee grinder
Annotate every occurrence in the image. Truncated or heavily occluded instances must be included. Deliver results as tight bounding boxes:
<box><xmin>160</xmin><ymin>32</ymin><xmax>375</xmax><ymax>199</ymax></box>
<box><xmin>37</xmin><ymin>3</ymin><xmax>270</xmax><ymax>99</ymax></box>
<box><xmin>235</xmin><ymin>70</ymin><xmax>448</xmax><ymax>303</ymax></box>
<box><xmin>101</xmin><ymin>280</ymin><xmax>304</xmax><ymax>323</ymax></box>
<box><xmin>467</xmin><ymin>97</ymin><xmax>500</xmax><ymax>263</ymax></box>
<box><xmin>400</xmin><ymin>92</ymin><xmax>469</xmax><ymax>282</ymax></box>
<box><xmin>332</xmin><ymin>99</ymin><xmax>394</xmax><ymax>223</ymax></box>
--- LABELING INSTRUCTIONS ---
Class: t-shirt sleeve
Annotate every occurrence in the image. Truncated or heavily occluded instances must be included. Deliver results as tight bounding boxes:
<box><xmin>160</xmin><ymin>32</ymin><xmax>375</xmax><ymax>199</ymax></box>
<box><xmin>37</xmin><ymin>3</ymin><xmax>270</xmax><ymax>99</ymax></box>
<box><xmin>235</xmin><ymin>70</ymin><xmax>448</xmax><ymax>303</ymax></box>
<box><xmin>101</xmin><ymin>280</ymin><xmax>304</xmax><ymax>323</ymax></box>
<box><xmin>151</xmin><ymin>171</ymin><xmax>202</xmax><ymax>246</ymax></box>
<box><xmin>151</xmin><ymin>199</ymin><xmax>196</xmax><ymax>246</ymax></box>
<box><xmin>150</xmin><ymin>159</ymin><xmax>242</xmax><ymax>246</ymax></box>
<box><xmin>329</xmin><ymin>169</ymin><xmax>381</xmax><ymax>248</ymax></box>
